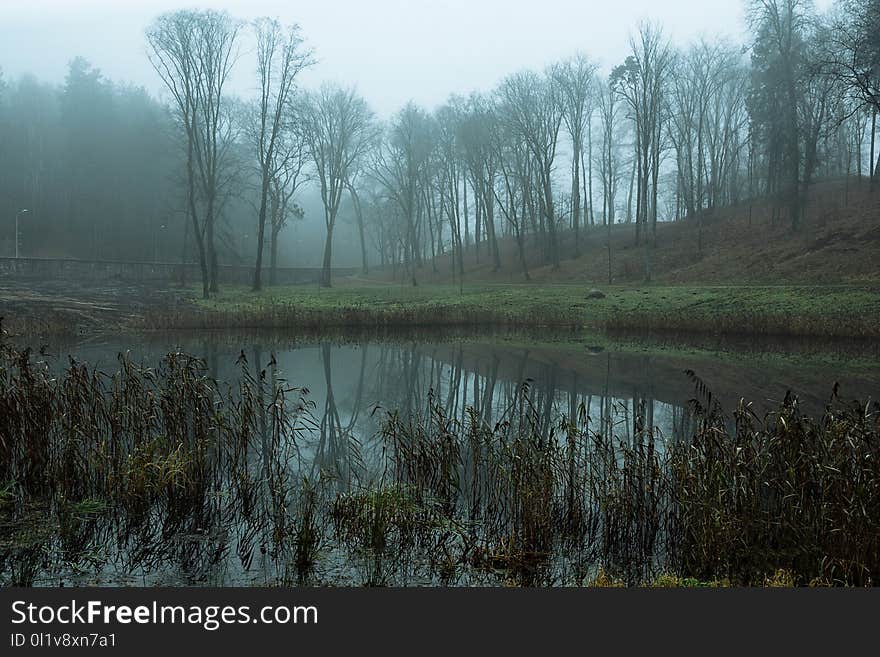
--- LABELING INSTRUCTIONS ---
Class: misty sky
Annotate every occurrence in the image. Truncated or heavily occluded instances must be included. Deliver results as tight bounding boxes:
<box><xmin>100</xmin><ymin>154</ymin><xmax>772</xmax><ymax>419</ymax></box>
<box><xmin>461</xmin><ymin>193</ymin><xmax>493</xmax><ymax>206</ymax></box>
<box><xmin>1</xmin><ymin>0</ymin><xmax>833</xmax><ymax>117</ymax></box>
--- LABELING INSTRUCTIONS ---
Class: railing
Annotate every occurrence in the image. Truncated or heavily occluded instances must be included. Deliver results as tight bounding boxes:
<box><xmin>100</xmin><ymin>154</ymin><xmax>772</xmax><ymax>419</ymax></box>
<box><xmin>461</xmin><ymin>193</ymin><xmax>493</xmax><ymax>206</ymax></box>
<box><xmin>0</xmin><ymin>257</ymin><xmax>357</xmax><ymax>285</ymax></box>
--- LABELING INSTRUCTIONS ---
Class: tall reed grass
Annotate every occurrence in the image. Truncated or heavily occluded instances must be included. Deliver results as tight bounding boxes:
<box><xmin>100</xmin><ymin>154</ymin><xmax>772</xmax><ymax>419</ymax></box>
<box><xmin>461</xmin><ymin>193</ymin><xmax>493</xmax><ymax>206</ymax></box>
<box><xmin>1</xmin><ymin>342</ymin><xmax>877</xmax><ymax>586</ymax></box>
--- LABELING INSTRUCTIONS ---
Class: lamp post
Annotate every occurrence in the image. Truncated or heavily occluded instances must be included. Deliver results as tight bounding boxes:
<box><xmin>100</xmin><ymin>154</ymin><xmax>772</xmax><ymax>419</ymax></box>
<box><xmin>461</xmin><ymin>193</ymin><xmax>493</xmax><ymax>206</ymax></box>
<box><xmin>15</xmin><ymin>209</ymin><xmax>29</xmax><ymax>259</ymax></box>
<box><xmin>154</xmin><ymin>223</ymin><xmax>167</xmax><ymax>262</ymax></box>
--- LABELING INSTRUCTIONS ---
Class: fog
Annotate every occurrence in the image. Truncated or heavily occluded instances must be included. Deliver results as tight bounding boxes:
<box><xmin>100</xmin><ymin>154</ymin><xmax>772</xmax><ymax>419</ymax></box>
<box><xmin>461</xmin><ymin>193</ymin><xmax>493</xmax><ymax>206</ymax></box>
<box><xmin>3</xmin><ymin>0</ymin><xmax>778</xmax><ymax>117</ymax></box>
<box><xmin>0</xmin><ymin>0</ymin><xmax>868</xmax><ymax>283</ymax></box>
<box><xmin>1</xmin><ymin>0</ymin><xmax>879</xmax><ymax>596</ymax></box>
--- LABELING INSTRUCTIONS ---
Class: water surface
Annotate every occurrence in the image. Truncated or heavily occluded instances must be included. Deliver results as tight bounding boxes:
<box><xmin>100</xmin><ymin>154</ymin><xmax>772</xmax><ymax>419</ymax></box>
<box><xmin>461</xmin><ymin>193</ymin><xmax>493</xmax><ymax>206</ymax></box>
<box><xmin>6</xmin><ymin>328</ymin><xmax>878</xmax><ymax>586</ymax></box>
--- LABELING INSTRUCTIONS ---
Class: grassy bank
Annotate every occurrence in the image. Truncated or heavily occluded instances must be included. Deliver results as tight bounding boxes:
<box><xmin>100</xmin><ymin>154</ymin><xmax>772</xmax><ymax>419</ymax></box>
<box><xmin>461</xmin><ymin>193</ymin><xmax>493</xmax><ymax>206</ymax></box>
<box><xmin>144</xmin><ymin>282</ymin><xmax>880</xmax><ymax>339</ymax></box>
<box><xmin>371</xmin><ymin>179</ymin><xmax>880</xmax><ymax>287</ymax></box>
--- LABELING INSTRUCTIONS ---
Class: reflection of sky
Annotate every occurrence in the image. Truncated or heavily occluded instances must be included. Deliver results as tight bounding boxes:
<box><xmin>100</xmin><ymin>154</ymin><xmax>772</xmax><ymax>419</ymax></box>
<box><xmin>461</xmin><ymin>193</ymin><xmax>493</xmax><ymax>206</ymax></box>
<box><xmin>15</xmin><ymin>337</ymin><xmax>701</xmax><ymax>585</ymax></box>
<box><xmin>53</xmin><ymin>336</ymin><xmax>715</xmax><ymax>457</ymax></box>
<box><xmin>57</xmin><ymin>333</ymin><xmax>879</xmax><ymax>443</ymax></box>
<box><xmin>17</xmin><ymin>331</ymin><xmax>874</xmax><ymax>585</ymax></box>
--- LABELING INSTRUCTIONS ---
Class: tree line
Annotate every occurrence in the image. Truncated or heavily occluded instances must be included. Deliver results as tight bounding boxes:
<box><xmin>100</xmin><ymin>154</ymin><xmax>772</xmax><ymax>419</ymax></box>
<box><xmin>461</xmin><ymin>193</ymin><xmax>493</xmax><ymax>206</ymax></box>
<box><xmin>1</xmin><ymin>0</ymin><xmax>877</xmax><ymax>294</ymax></box>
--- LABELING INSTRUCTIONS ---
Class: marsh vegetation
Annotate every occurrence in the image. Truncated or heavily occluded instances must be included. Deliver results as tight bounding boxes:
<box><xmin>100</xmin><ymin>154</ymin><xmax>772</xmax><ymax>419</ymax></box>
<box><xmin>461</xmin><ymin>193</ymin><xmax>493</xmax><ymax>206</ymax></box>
<box><xmin>1</xmin><ymin>333</ymin><xmax>877</xmax><ymax>587</ymax></box>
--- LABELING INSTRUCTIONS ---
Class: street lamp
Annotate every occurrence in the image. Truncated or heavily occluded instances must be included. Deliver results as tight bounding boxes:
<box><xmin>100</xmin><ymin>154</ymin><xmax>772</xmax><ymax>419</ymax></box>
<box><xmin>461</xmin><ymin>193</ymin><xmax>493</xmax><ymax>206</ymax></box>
<box><xmin>154</xmin><ymin>223</ymin><xmax>167</xmax><ymax>262</ymax></box>
<box><xmin>15</xmin><ymin>209</ymin><xmax>28</xmax><ymax>259</ymax></box>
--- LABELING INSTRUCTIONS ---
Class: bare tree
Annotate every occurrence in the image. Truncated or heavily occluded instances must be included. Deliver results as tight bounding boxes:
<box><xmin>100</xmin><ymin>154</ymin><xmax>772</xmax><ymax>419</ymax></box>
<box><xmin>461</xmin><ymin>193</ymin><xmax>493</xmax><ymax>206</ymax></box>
<box><xmin>612</xmin><ymin>22</ymin><xmax>673</xmax><ymax>253</ymax></box>
<box><xmin>611</xmin><ymin>22</ymin><xmax>673</xmax><ymax>282</ymax></box>
<box><xmin>147</xmin><ymin>9</ymin><xmax>242</xmax><ymax>297</ymax></box>
<box><xmin>748</xmin><ymin>0</ymin><xmax>810</xmax><ymax>231</ymax></box>
<box><xmin>497</xmin><ymin>71</ymin><xmax>563</xmax><ymax>268</ymax></box>
<box><xmin>250</xmin><ymin>18</ymin><xmax>313</xmax><ymax>291</ymax></box>
<box><xmin>823</xmin><ymin>0</ymin><xmax>880</xmax><ymax>180</ymax></box>
<box><xmin>458</xmin><ymin>94</ymin><xmax>502</xmax><ymax>270</ymax></box>
<box><xmin>372</xmin><ymin>103</ymin><xmax>436</xmax><ymax>286</ymax></box>
<box><xmin>551</xmin><ymin>53</ymin><xmax>598</xmax><ymax>254</ymax></box>
<box><xmin>147</xmin><ymin>11</ymin><xmax>208</xmax><ymax>298</ymax></box>
<box><xmin>268</xmin><ymin>127</ymin><xmax>309</xmax><ymax>284</ymax></box>
<box><xmin>434</xmin><ymin>99</ymin><xmax>467</xmax><ymax>282</ymax></box>
<box><xmin>298</xmin><ymin>85</ymin><xmax>374</xmax><ymax>287</ymax></box>
<box><xmin>491</xmin><ymin>99</ymin><xmax>532</xmax><ymax>279</ymax></box>
<box><xmin>596</xmin><ymin>77</ymin><xmax>623</xmax><ymax>281</ymax></box>
<box><xmin>195</xmin><ymin>11</ymin><xmax>241</xmax><ymax>293</ymax></box>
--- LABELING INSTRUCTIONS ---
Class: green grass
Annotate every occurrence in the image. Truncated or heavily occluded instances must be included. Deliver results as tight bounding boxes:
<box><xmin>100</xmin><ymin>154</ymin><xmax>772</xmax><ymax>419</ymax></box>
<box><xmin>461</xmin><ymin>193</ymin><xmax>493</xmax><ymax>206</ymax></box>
<box><xmin>0</xmin><ymin>481</ymin><xmax>15</xmax><ymax>509</ymax></box>
<box><xmin>152</xmin><ymin>282</ymin><xmax>880</xmax><ymax>339</ymax></box>
<box><xmin>68</xmin><ymin>498</ymin><xmax>109</xmax><ymax>518</ymax></box>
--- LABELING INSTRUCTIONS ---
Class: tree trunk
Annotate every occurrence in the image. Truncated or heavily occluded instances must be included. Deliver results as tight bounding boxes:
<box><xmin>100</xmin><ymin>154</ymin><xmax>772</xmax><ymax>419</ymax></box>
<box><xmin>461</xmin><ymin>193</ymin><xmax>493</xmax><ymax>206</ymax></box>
<box><xmin>453</xmin><ymin>175</ymin><xmax>464</xmax><ymax>277</ymax></box>
<box><xmin>269</xmin><ymin>226</ymin><xmax>280</xmax><ymax>286</ymax></box>
<box><xmin>634</xmin><ymin>137</ymin><xmax>642</xmax><ymax>246</ymax></box>
<box><xmin>185</xmin><ymin>127</ymin><xmax>209</xmax><ymax>300</ymax></box>
<box><xmin>651</xmin><ymin>125</ymin><xmax>660</xmax><ymax>247</ymax></box>
<box><xmin>349</xmin><ymin>187</ymin><xmax>368</xmax><ymax>274</ymax></box>
<box><xmin>571</xmin><ymin>138</ymin><xmax>581</xmax><ymax>254</ymax></box>
<box><xmin>871</xmin><ymin>109</ymin><xmax>878</xmax><ymax>183</ymax></box>
<box><xmin>321</xmin><ymin>226</ymin><xmax>333</xmax><ymax>287</ymax></box>
<box><xmin>473</xmin><ymin>187</ymin><xmax>481</xmax><ymax>261</ymax></box>
<box><xmin>696</xmin><ymin>113</ymin><xmax>704</xmax><ymax>254</ymax></box>
<box><xmin>785</xmin><ymin>63</ymin><xmax>801</xmax><ymax>231</ymax></box>
<box><xmin>206</xmin><ymin>190</ymin><xmax>218</xmax><ymax>294</ymax></box>
<box><xmin>607</xmin><ymin>221</ymin><xmax>613</xmax><ymax>285</ymax></box>
<box><xmin>485</xmin><ymin>193</ymin><xmax>501</xmax><ymax>271</ymax></box>
<box><xmin>463</xmin><ymin>177</ymin><xmax>470</xmax><ymax>250</ymax></box>
<box><xmin>543</xmin><ymin>170</ymin><xmax>560</xmax><ymax>269</ymax></box>
<box><xmin>587</xmin><ymin>120</ymin><xmax>595</xmax><ymax>226</ymax></box>
<box><xmin>507</xmin><ymin>225</ymin><xmax>525</xmax><ymax>281</ymax></box>
<box><xmin>253</xmin><ymin>175</ymin><xmax>270</xmax><ymax>291</ymax></box>
<box><xmin>626</xmin><ymin>157</ymin><xmax>635</xmax><ymax>224</ymax></box>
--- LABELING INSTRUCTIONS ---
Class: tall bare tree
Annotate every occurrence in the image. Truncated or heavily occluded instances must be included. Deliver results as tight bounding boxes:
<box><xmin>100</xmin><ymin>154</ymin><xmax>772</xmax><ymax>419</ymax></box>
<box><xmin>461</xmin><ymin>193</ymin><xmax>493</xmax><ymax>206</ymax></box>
<box><xmin>612</xmin><ymin>22</ymin><xmax>673</xmax><ymax>253</ymax></box>
<box><xmin>458</xmin><ymin>94</ymin><xmax>502</xmax><ymax>270</ymax></box>
<box><xmin>268</xmin><ymin>127</ymin><xmax>309</xmax><ymax>284</ymax></box>
<box><xmin>491</xmin><ymin>100</ymin><xmax>533</xmax><ymax>279</ymax></box>
<box><xmin>434</xmin><ymin>99</ymin><xmax>467</xmax><ymax>281</ymax></box>
<box><xmin>299</xmin><ymin>85</ymin><xmax>374</xmax><ymax>287</ymax></box>
<box><xmin>372</xmin><ymin>103</ymin><xmax>436</xmax><ymax>286</ymax></box>
<box><xmin>596</xmin><ymin>77</ymin><xmax>623</xmax><ymax>281</ymax></box>
<box><xmin>147</xmin><ymin>9</ymin><xmax>241</xmax><ymax>297</ymax></box>
<box><xmin>147</xmin><ymin>11</ymin><xmax>209</xmax><ymax>298</ymax></box>
<box><xmin>611</xmin><ymin>23</ymin><xmax>673</xmax><ymax>284</ymax></box>
<box><xmin>551</xmin><ymin>53</ymin><xmax>598</xmax><ymax>253</ymax></box>
<box><xmin>497</xmin><ymin>71</ymin><xmax>563</xmax><ymax>268</ymax></box>
<box><xmin>250</xmin><ymin>18</ymin><xmax>313</xmax><ymax>291</ymax></box>
<box><xmin>748</xmin><ymin>0</ymin><xmax>810</xmax><ymax>231</ymax></box>
<box><xmin>824</xmin><ymin>0</ymin><xmax>880</xmax><ymax>181</ymax></box>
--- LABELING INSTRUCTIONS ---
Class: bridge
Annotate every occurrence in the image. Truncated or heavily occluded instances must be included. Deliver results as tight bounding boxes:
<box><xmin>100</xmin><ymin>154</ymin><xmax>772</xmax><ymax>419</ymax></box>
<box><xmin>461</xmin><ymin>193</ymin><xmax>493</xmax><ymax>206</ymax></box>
<box><xmin>0</xmin><ymin>256</ymin><xmax>358</xmax><ymax>286</ymax></box>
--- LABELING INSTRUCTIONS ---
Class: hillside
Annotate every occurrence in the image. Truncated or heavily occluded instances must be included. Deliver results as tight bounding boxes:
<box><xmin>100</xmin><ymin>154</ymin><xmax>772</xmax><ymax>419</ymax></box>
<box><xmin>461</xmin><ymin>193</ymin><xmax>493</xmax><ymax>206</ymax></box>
<box><xmin>365</xmin><ymin>178</ymin><xmax>880</xmax><ymax>286</ymax></box>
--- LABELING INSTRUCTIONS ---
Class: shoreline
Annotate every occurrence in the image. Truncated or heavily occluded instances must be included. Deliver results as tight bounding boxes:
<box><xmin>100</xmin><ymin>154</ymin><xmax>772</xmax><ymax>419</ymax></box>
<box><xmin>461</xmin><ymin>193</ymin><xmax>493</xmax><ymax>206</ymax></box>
<box><xmin>148</xmin><ymin>282</ymin><xmax>880</xmax><ymax>339</ymax></box>
<box><xmin>4</xmin><ymin>280</ymin><xmax>880</xmax><ymax>340</ymax></box>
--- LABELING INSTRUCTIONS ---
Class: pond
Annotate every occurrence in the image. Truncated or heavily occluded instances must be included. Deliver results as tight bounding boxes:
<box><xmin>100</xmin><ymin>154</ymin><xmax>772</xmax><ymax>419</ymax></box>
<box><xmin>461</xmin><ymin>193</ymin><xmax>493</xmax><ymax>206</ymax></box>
<box><xmin>4</xmin><ymin>328</ymin><xmax>879</xmax><ymax>586</ymax></box>
<box><xmin>64</xmin><ymin>327</ymin><xmax>880</xmax><ymax>439</ymax></box>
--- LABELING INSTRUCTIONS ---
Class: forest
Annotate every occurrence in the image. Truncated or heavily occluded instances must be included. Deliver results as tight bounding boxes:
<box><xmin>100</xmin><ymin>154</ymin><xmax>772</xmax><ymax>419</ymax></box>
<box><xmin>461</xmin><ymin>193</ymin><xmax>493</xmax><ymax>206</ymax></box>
<box><xmin>1</xmin><ymin>0</ymin><xmax>880</xmax><ymax>592</ymax></box>
<box><xmin>0</xmin><ymin>0</ymin><xmax>877</xmax><ymax>296</ymax></box>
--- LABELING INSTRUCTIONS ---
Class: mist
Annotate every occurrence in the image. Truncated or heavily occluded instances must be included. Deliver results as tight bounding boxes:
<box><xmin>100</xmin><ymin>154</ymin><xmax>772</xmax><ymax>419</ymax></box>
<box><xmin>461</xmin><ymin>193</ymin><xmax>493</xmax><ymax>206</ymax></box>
<box><xmin>1</xmin><ymin>0</ymin><xmax>879</xmax><ymax>594</ymax></box>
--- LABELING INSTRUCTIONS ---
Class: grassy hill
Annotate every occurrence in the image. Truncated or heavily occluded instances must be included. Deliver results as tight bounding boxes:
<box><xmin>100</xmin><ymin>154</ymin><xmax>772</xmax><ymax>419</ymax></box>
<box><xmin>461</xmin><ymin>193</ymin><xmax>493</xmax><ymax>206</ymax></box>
<box><xmin>365</xmin><ymin>178</ymin><xmax>880</xmax><ymax>286</ymax></box>
<box><xmin>7</xmin><ymin>179</ymin><xmax>877</xmax><ymax>340</ymax></box>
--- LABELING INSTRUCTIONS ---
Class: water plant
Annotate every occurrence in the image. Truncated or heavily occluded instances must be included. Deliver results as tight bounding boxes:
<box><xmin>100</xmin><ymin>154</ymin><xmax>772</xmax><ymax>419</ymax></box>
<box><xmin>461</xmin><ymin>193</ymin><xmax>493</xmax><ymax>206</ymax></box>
<box><xmin>1</xmin><ymin>341</ymin><xmax>877</xmax><ymax>586</ymax></box>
